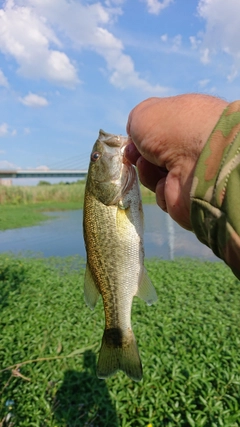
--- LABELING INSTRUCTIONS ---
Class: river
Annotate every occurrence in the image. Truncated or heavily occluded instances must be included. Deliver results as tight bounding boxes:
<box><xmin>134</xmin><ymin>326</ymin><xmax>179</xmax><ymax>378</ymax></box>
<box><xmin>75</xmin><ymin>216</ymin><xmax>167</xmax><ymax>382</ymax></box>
<box><xmin>0</xmin><ymin>205</ymin><xmax>218</xmax><ymax>261</ymax></box>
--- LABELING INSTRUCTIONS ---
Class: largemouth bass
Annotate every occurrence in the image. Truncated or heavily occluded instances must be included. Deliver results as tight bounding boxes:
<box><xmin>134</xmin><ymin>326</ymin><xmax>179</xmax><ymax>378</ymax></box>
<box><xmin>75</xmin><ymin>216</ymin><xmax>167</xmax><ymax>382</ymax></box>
<box><xmin>83</xmin><ymin>129</ymin><xmax>157</xmax><ymax>381</ymax></box>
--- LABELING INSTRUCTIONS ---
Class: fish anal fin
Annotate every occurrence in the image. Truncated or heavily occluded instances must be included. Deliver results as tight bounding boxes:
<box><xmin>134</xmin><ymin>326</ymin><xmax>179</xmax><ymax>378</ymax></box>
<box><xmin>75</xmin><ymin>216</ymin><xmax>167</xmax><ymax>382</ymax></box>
<box><xmin>84</xmin><ymin>263</ymin><xmax>100</xmax><ymax>310</ymax></box>
<box><xmin>97</xmin><ymin>328</ymin><xmax>142</xmax><ymax>382</ymax></box>
<box><xmin>136</xmin><ymin>267</ymin><xmax>158</xmax><ymax>306</ymax></box>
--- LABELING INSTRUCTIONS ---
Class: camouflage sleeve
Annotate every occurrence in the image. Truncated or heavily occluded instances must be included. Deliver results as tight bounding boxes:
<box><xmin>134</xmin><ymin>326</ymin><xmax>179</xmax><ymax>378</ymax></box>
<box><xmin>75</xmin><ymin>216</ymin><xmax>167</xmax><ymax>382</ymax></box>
<box><xmin>190</xmin><ymin>101</ymin><xmax>240</xmax><ymax>279</ymax></box>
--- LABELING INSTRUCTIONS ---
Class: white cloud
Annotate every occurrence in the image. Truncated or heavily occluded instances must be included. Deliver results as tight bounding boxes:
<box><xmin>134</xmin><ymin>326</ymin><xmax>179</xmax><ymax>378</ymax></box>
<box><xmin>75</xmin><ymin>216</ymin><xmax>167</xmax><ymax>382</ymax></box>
<box><xmin>198</xmin><ymin>0</ymin><xmax>240</xmax><ymax>54</ymax></box>
<box><xmin>0</xmin><ymin>69</ymin><xmax>8</xmax><ymax>87</ymax></box>
<box><xmin>26</xmin><ymin>1</ymin><xmax>135</xmax><ymax>90</ymax></box>
<box><xmin>0</xmin><ymin>0</ymin><xmax>170</xmax><ymax>94</ymax></box>
<box><xmin>46</xmin><ymin>51</ymin><xmax>78</xmax><ymax>85</ymax></box>
<box><xmin>198</xmin><ymin>78</ymin><xmax>210</xmax><ymax>87</ymax></box>
<box><xmin>161</xmin><ymin>34</ymin><xmax>168</xmax><ymax>42</ymax></box>
<box><xmin>197</xmin><ymin>0</ymin><xmax>240</xmax><ymax>77</ymax></box>
<box><xmin>109</xmin><ymin>56</ymin><xmax>169</xmax><ymax>94</ymax></box>
<box><xmin>0</xmin><ymin>160</ymin><xmax>16</xmax><ymax>168</ymax></box>
<box><xmin>227</xmin><ymin>66</ymin><xmax>238</xmax><ymax>83</ymax></box>
<box><xmin>189</xmin><ymin>36</ymin><xmax>200</xmax><ymax>50</ymax></box>
<box><xmin>172</xmin><ymin>35</ymin><xmax>182</xmax><ymax>52</ymax></box>
<box><xmin>105</xmin><ymin>0</ymin><xmax>125</xmax><ymax>5</ymax></box>
<box><xmin>0</xmin><ymin>123</ymin><xmax>9</xmax><ymax>137</ymax></box>
<box><xmin>158</xmin><ymin>33</ymin><xmax>185</xmax><ymax>56</ymax></box>
<box><xmin>143</xmin><ymin>0</ymin><xmax>174</xmax><ymax>15</ymax></box>
<box><xmin>19</xmin><ymin>93</ymin><xmax>49</xmax><ymax>107</ymax></box>
<box><xmin>17</xmin><ymin>0</ymin><xmax>118</xmax><ymax>48</ymax></box>
<box><xmin>0</xmin><ymin>0</ymin><xmax>79</xmax><ymax>87</ymax></box>
<box><xmin>35</xmin><ymin>165</ymin><xmax>49</xmax><ymax>171</ymax></box>
<box><xmin>94</xmin><ymin>28</ymin><xmax>169</xmax><ymax>93</ymax></box>
<box><xmin>200</xmin><ymin>48</ymin><xmax>210</xmax><ymax>64</ymax></box>
<box><xmin>0</xmin><ymin>122</ymin><xmax>17</xmax><ymax>136</ymax></box>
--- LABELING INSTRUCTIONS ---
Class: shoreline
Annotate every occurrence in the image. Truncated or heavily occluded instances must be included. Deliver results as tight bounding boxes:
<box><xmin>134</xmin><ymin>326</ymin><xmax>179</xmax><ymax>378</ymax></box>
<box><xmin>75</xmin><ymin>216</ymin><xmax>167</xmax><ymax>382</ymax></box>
<box><xmin>0</xmin><ymin>183</ymin><xmax>155</xmax><ymax>230</ymax></box>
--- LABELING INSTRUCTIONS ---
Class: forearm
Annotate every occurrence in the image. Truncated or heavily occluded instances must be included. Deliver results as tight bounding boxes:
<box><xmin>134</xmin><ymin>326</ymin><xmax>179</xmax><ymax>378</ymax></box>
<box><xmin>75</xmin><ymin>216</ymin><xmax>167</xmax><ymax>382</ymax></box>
<box><xmin>190</xmin><ymin>101</ymin><xmax>240</xmax><ymax>279</ymax></box>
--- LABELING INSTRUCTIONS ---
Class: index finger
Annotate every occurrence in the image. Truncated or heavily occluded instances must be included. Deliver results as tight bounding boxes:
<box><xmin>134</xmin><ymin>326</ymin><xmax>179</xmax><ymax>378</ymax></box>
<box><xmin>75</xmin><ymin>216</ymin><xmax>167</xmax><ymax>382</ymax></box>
<box><xmin>124</xmin><ymin>140</ymin><xmax>141</xmax><ymax>165</ymax></box>
<box><xmin>126</xmin><ymin>97</ymin><xmax>160</xmax><ymax>136</ymax></box>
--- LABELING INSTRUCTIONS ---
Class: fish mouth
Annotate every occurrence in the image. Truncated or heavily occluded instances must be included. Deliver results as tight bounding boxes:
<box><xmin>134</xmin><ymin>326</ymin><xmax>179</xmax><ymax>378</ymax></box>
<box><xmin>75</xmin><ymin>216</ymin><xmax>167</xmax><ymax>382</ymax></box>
<box><xmin>98</xmin><ymin>129</ymin><xmax>127</xmax><ymax>148</ymax></box>
<box><xmin>97</xmin><ymin>129</ymin><xmax>136</xmax><ymax>200</ymax></box>
<box><xmin>98</xmin><ymin>128</ymin><xmax>133</xmax><ymax>185</ymax></box>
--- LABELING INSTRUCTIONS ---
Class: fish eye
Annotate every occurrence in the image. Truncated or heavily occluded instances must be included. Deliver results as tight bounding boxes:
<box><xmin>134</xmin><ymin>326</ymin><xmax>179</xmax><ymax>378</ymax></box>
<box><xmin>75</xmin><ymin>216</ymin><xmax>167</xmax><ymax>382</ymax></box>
<box><xmin>91</xmin><ymin>151</ymin><xmax>101</xmax><ymax>162</ymax></box>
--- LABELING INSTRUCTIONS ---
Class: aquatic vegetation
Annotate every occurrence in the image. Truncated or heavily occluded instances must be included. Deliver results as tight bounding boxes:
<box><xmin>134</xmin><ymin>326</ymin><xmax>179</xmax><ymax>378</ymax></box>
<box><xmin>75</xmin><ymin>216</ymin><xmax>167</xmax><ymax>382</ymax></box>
<box><xmin>1</xmin><ymin>256</ymin><xmax>240</xmax><ymax>426</ymax></box>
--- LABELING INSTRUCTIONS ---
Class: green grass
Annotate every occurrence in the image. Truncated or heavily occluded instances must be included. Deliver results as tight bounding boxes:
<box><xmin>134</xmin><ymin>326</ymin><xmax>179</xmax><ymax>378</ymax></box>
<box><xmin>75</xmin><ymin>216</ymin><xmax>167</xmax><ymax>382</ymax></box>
<box><xmin>0</xmin><ymin>203</ymin><xmax>81</xmax><ymax>230</ymax></box>
<box><xmin>0</xmin><ymin>183</ymin><xmax>154</xmax><ymax>207</ymax></box>
<box><xmin>0</xmin><ymin>183</ymin><xmax>86</xmax><ymax>206</ymax></box>
<box><xmin>0</xmin><ymin>184</ymin><xmax>155</xmax><ymax>230</ymax></box>
<box><xmin>1</xmin><ymin>256</ymin><xmax>240</xmax><ymax>426</ymax></box>
<box><xmin>0</xmin><ymin>183</ymin><xmax>85</xmax><ymax>230</ymax></box>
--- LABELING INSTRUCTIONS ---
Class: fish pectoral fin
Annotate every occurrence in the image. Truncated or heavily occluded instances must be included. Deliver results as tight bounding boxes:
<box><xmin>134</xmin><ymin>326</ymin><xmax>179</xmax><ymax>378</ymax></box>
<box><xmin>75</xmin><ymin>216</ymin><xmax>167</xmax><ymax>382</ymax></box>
<box><xmin>84</xmin><ymin>263</ymin><xmax>100</xmax><ymax>310</ymax></box>
<box><xmin>97</xmin><ymin>328</ymin><xmax>142</xmax><ymax>382</ymax></box>
<box><xmin>136</xmin><ymin>267</ymin><xmax>158</xmax><ymax>306</ymax></box>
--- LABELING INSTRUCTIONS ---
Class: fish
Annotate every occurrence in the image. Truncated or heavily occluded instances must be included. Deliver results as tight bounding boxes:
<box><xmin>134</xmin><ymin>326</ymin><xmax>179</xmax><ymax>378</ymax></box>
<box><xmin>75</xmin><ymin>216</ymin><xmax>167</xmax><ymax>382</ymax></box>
<box><xmin>83</xmin><ymin>129</ymin><xmax>157</xmax><ymax>382</ymax></box>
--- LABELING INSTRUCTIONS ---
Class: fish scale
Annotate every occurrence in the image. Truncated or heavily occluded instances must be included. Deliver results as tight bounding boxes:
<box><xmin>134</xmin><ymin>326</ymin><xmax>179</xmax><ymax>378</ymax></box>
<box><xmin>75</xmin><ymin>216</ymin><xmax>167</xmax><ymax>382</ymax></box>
<box><xmin>83</xmin><ymin>129</ymin><xmax>157</xmax><ymax>381</ymax></box>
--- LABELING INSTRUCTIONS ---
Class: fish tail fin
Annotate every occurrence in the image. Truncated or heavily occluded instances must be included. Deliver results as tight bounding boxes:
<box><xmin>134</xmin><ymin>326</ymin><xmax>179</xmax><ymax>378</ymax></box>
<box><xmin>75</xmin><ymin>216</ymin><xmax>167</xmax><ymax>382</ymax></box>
<box><xmin>97</xmin><ymin>328</ymin><xmax>142</xmax><ymax>382</ymax></box>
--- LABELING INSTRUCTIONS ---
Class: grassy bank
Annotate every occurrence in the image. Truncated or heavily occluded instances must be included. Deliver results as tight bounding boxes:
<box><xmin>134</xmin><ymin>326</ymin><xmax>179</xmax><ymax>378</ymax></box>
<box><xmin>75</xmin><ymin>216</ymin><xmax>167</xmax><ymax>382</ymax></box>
<box><xmin>1</xmin><ymin>256</ymin><xmax>240</xmax><ymax>426</ymax></box>
<box><xmin>0</xmin><ymin>202</ymin><xmax>84</xmax><ymax>231</ymax></box>
<box><xmin>0</xmin><ymin>183</ymin><xmax>156</xmax><ymax>230</ymax></box>
<box><xmin>0</xmin><ymin>183</ymin><xmax>86</xmax><ymax>206</ymax></box>
<box><xmin>0</xmin><ymin>183</ymin><xmax>85</xmax><ymax>230</ymax></box>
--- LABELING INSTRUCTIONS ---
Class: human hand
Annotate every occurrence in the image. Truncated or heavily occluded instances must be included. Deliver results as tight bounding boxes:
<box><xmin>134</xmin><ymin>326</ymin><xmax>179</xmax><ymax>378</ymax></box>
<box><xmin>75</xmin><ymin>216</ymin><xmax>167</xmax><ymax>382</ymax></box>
<box><xmin>125</xmin><ymin>94</ymin><xmax>228</xmax><ymax>230</ymax></box>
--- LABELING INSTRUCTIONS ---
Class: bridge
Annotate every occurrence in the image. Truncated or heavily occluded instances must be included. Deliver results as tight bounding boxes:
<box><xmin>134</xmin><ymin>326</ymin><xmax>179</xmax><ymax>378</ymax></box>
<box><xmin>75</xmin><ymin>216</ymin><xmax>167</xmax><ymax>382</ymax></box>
<box><xmin>0</xmin><ymin>170</ymin><xmax>88</xmax><ymax>179</ymax></box>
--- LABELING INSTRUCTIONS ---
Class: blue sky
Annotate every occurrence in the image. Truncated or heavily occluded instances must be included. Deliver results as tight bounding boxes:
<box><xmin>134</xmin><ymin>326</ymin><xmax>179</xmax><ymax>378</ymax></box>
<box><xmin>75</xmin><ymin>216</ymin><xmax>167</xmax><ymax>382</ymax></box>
<box><xmin>1</xmin><ymin>0</ymin><xmax>240</xmax><ymax>184</ymax></box>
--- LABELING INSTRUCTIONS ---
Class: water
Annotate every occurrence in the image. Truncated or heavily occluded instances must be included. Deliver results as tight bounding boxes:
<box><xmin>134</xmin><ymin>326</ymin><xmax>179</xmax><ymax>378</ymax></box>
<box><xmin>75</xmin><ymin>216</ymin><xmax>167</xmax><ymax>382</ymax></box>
<box><xmin>0</xmin><ymin>205</ymin><xmax>218</xmax><ymax>261</ymax></box>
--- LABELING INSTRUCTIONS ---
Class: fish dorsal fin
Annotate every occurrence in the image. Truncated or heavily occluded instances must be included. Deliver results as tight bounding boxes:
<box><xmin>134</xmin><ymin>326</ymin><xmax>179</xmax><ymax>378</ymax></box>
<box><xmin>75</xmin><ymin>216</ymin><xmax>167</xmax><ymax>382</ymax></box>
<box><xmin>136</xmin><ymin>267</ymin><xmax>158</xmax><ymax>306</ymax></box>
<box><xmin>84</xmin><ymin>263</ymin><xmax>100</xmax><ymax>309</ymax></box>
